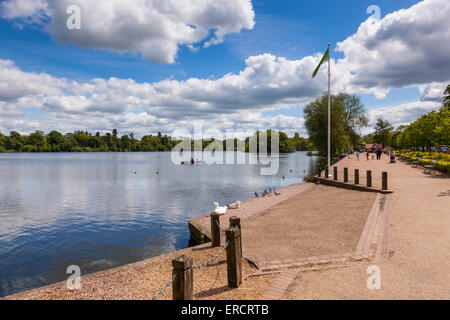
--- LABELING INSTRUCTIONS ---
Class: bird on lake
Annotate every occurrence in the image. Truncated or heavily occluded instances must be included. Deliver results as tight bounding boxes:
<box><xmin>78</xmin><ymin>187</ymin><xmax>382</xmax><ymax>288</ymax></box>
<box><xmin>275</xmin><ymin>191</ymin><xmax>281</xmax><ymax>196</ymax></box>
<box><xmin>255</xmin><ymin>192</ymin><xmax>260</xmax><ymax>198</ymax></box>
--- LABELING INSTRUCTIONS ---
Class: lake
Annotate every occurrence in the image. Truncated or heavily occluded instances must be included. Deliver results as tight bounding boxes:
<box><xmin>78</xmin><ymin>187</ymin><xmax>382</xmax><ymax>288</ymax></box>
<box><xmin>0</xmin><ymin>151</ymin><xmax>318</xmax><ymax>297</ymax></box>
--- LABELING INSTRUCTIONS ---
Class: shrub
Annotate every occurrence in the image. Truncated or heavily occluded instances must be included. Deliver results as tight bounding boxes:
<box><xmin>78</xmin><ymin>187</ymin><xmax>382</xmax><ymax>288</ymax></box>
<box><xmin>396</xmin><ymin>151</ymin><xmax>450</xmax><ymax>173</ymax></box>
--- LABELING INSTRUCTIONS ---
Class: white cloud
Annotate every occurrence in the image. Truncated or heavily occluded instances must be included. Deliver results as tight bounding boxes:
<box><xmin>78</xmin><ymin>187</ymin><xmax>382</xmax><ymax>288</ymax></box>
<box><xmin>0</xmin><ymin>59</ymin><xmax>66</xmax><ymax>101</ymax></box>
<box><xmin>418</xmin><ymin>82</ymin><xmax>448</xmax><ymax>102</ymax></box>
<box><xmin>0</xmin><ymin>54</ymin><xmax>329</xmax><ymax>119</ymax></box>
<box><xmin>1</xmin><ymin>0</ymin><xmax>255</xmax><ymax>63</ymax></box>
<box><xmin>0</xmin><ymin>0</ymin><xmax>46</xmax><ymax>20</ymax></box>
<box><xmin>335</xmin><ymin>0</ymin><xmax>450</xmax><ymax>99</ymax></box>
<box><xmin>1</xmin><ymin>0</ymin><xmax>449</xmax><ymax>137</ymax></box>
<box><xmin>367</xmin><ymin>100</ymin><xmax>441</xmax><ymax>130</ymax></box>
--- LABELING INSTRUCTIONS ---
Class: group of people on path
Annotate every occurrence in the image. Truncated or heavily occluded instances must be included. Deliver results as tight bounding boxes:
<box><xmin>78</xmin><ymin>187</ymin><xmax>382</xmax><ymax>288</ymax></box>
<box><xmin>356</xmin><ymin>148</ymin><xmax>384</xmax><ymax>161</ymax></box>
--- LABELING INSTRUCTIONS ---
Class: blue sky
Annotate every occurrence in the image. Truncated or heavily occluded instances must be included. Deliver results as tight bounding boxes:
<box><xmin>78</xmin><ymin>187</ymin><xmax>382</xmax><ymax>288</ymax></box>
<box><xmin>0</xmin><ymin>0</ymin><xmax>448</xmax><ymax>137</ymax></box>
<box><xmin>1</xmin><ymin>0</ymin><xmax>420</xmax><ymax>81</ymax></box>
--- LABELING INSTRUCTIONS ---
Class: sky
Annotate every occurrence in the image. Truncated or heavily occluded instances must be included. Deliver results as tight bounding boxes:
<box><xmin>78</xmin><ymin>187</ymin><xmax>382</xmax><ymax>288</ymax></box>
<box><xmin>0</xmin><ymin>0</ymin><xmax>449</xmax><ymax>138</ymax></box>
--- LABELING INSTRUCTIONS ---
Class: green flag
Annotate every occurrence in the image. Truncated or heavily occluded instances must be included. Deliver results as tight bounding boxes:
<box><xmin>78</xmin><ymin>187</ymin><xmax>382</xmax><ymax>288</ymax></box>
<box><xmin>311</xmin><ymin>48</ymin><xmax>329</xmax><ymax>78</ymax></box>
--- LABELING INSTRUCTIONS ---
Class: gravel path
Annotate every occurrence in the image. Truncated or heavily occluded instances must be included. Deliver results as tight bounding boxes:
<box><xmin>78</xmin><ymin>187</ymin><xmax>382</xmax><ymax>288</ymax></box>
<box><xmin>242</xmin><ymin>185</ymin><xmax>376</xmax><ymax>262</ymax></box>
<box><xmin>2</xmin><ymin>243</ymin><xmax>277</xmax><ymax>300</ymax></box>
<box><xmin>284</xmin><ymin>155</ymin><xmax>450</xmax><ymax>299</ymax></box>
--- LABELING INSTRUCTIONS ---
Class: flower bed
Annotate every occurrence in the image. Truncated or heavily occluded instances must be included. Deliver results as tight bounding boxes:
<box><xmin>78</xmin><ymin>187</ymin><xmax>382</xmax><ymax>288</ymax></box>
<box><xmin>397</xmin><ymin>151</ymin><xmax>450</xmax><ymax>173</ymax></box>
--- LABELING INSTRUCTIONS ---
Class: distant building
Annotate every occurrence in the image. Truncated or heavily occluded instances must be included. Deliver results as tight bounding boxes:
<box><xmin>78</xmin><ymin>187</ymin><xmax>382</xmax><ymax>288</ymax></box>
<box><xmin>365</xmin><ymin>143</ymin><xmax>382</xmax><ymax>152</ymax></box>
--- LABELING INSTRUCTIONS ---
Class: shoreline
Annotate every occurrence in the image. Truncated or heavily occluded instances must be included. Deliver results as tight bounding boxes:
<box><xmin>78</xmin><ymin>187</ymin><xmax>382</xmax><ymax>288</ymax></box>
<box><xmin>1</xmin><ymin>180</ymin><xmax>310</xmax><ymax>300</ymax></box>
<box><xmin>188</xmin><ymin>182</ymin><xmax>314</xmax><ymax>244</ymax></box>
<box><xmin>6</xmin><ymin>153</ymin><xmax>447</xmax><ymax>300</ymax></box>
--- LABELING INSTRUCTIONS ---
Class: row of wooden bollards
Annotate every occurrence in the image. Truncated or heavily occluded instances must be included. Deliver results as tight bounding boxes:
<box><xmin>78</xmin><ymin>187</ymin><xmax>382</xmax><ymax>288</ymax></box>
<box><xmin>322</xmin><ymin>167</ymin><xmax>388</xmax><ymax>190</ymax></box>
<box><xmin>171</xmin><ymin>215</ymin><xmax>242</xmax><ymax>300</ymax></box>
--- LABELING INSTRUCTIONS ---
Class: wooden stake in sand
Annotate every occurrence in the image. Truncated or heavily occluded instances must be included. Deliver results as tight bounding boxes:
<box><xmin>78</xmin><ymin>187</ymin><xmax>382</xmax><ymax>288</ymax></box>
<box><xmin>210</xmin><ymin>213</ymin><xmax>221</xmax><ymax>247</ymax></box>
<box><xmin>172</xmin><ymin>255</ymin><xmax>193</xmax><ymax>300</ymax></box>
<box><xmin>226</xmin><ymin>227</ymin><xmax>242</xmax><ymax>288</ymax></box>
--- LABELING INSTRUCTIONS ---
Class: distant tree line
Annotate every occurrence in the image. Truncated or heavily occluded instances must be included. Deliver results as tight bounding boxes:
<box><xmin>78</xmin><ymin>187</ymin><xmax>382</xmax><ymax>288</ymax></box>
<box><xmin>0</xmin><ymin>130</ymin><xmax>177</xmax><ymax>153</ymax></box>
<box><xmin>364</xmin><ymin>85</ymin><xmax>450</xmax><ymax>150</ymax></box>
<box><xmin>0</xmin><ymin>129</ymin><xmax>312</xmax><ymax>154</ymax></box>
<box><xmin>364</xmin><ymin>105</ymin><xmax>449</xmax><ymax>150</ymax></box>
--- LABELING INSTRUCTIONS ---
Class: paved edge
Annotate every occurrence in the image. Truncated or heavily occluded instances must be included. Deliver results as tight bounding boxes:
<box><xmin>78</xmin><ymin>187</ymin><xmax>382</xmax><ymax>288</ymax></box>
<box><xmin>259</xmin><ymin>270</ymin><xmax>299</xmax><ymax>300</ymax></box>
<box><xmin>314</xmin><ymin>177</ymin><xmax>394</xmax><ymax>194</ymax></box>
<box><xmin>375</xmin><ymin>193</ymin><xmax>392</xmax><ymax>262</ymax></box>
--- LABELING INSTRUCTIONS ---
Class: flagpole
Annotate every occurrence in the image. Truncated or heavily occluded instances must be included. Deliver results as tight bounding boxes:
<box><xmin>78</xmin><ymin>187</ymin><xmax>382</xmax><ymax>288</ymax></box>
<box><xmin>327</xmin><ymin>43</ymin><xmax>331</xmax><ymax>175</ymax></box>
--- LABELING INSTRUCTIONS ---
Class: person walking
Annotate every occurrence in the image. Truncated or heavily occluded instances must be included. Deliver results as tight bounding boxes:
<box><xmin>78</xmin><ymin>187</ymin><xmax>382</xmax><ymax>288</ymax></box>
<box><xmin>356</xmin><ymin>151</ymin><xmax>360</xmax><ymax>161</ymax></box>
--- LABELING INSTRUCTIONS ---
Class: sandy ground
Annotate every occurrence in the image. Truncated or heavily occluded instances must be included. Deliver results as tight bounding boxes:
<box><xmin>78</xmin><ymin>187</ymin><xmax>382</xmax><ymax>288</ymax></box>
<box><xmin>284</xmin><ymin>154</ymin><xmax>450</xmax><ymax>299</ymax></box>
<box><xmin>2</xmin><ymin>243</ymin><xmax>277</xmax><ymax>300</ymax></box>
<box><xmin>189</xmin><ymin>183</ymin><xmax>314</xmax><ymax>240</ymax></box>
<box><xmin>242</xmin><ymin>185</ymin><xmax>376</xmax><ymax>262</ymax></box>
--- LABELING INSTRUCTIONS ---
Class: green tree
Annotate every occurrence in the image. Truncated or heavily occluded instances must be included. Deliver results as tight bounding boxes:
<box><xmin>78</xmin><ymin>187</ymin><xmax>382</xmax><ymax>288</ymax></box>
<box><xmin>47</xmin><ymin>131</ymin><xmax>65</xmax><ymax>151</ymax></box>
<box><xmin>88</xmin><ymin>135</ymin><xmax>104</xmax><ymax>149</ymax></box>
<box><xmin>444</xmin><ymin>84</ymin><xmax>450</xmax><ymax>107</ymax></box>
<box><xmin>304</xmin><ymin>92</ymin><xmax>367</xmax><ymax>156</ymax></box>
<box><xmin>394</xmin><ymin>105</ymin><xmax>449</xmax><ymax>150</ymax></box>
<box><xmin>0</xmin><ymin>133</ymin><xmax>6</xmax><ymax>152</ymax></box>
<box><xmin>434</xmin><ymin>106</ymin><xmax>450</xmax><ymax>146</ymax></box>
<box><xmin>291</xmin><ymin>133</ymin><xmax>312</xmax><ymax>151</ymax></box>
<box><xmin>245</xmin><ymin>131</ymin><xmax>296</xmax><ymax>154</ymax></box>
<box><xmin>7</xmin><ymin>131</ymin><xmax>24</xmax><ymax>151</ymax></box>
<box><xmin>120</xmin><ymin>135</ymin><xmax>131</xmax><ymax>151</ymax></box>
<box><xmin>373</xmin><ymin>118</ymin><xmax>393</xmax><ymax>147</ymax></box>
<box><xmin>25</xmin><ymin>131</ymin><xmax>48</xmax><ymax>152</ymax></box>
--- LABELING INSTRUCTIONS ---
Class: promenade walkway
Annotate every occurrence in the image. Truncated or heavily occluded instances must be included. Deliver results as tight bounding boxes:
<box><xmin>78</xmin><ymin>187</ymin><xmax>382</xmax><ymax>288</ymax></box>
<box><xmin>283</xmin><ymin>154</ymin><xmax>450</xmax><ymax>299</ymax></box>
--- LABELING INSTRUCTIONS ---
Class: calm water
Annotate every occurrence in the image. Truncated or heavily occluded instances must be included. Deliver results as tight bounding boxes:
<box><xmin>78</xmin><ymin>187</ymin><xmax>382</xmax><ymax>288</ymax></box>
<box><xmin>0</xmin><ymin>152</ymin><xmax>317</xmax><ymax>297</ymax></box>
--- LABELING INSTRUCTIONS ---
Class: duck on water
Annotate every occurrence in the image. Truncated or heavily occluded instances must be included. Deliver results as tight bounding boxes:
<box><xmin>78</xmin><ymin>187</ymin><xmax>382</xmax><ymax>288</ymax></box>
<box><xmin>181</xmin><ymin>157</ymin><xmax>202</xmax><ymax>165</ymax></box>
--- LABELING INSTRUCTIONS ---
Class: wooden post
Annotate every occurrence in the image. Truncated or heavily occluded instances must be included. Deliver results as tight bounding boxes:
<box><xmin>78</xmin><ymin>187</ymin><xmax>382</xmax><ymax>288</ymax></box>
<box><xmin>325</xmin><ymin>167</ymin><xmax>329</xmax><ymax>179</ymax></box>
<box><xmin>367</xmin><ymin>170</ymin><xmax>372</xmax><ymax>188</ymax></box>
<box><xmin>382</xmin><ymin>171</ymin><xmax>388</xmax><ymax>190</ymax></box>
<box><xmin>229</xmin><ymin>216</ymin><xmax>242</xmax><ymax>258</ymax></box>
<box><xmin>226</xmin><ymin>227</ymin><xmax>242</xmax><ymax>288</ymax></box>
<box><xmin>344</xmin><ymin>168</ymin><xmax>348</xmax><ymax>182</ymax></box>
<box><xmin>172</xmin><ymin>255</ymin><xmax>193</xmax><ymax>300</ymax></box>
<box><xmin>354</xmin><ymin>169</ymin><xmax>359</xmax><ymax>185</ymax></box>
<box><xmin>210</xmin><ymin>213</ymin><xmax>221</xmax><ymax>247</ymax></box>
<box><xmin>333</xmin><ymin>167</ymin><xmax>338</xmax><ymax>180</ymax></box>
